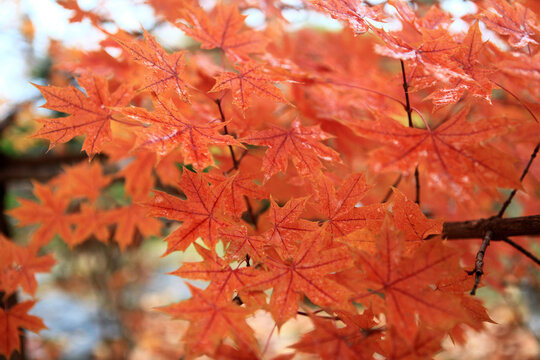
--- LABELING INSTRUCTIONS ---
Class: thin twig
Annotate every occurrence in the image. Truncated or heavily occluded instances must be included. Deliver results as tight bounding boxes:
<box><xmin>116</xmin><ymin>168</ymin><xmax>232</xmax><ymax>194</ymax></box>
<box><xmin>497</xmin><ymin>142</ymin><xmax>540</xmax><ymax>218</ymax></box>
<box><xmin>468</xmin><ymin>141</ymin><xmax>539</xmax><ymax>294</ymax></box>
<box><xmin>414</xmin><ymin>167</ymin><xmax>420</xmax><ymax>204</ymax></box>
<box><xmin>469</xmin><ymin>230</ymin><xmax>493</xmax><ymax>295</ymax></box>
<box><xmin>382</xmin><ymin>174</ymin><xmax>402</xmax><ymax>202</ymax></box>
<box><xmin>400</xmin><ymin>60</ymin><xmax>413</xmax><ymax>128</ymax></box>
<box><xmin>502</xmin><ymin>237</ymin><xmax>540</xmax><ymax>266</ymax></box>
<box><xmin>400</xmin><ymin>60</ymin><xmax>420</xmax><ymax>204</ymax></box>
<box><xmin>216</xmin><ymin>98</ymin><xmax>239</xmax><ymax>169</ymax></box>
<box><xmin>296</xmin><ymin>311</ymin><xmax>341</xmax><ymax>320</ymax></box>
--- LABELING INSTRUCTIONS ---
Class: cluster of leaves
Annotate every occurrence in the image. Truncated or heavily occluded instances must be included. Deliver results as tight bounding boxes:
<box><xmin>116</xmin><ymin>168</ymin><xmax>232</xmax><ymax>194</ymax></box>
<box><xmin>3</xmin><ymin>0</ymin><xmax>540</xmax><ymax>358</ymax></box>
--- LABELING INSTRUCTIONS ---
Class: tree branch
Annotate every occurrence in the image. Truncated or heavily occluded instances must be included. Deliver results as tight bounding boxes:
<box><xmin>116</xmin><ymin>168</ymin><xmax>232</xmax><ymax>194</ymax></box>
<box><xmin>442</xmin><ymin>215</ymin><xmax>540</xmax><ymax>239</ymax></box>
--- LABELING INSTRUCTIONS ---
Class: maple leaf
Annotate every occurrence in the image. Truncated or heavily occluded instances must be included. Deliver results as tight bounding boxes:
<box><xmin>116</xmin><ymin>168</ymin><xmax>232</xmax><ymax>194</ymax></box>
<box><xmin>33</xmin><ymin>72</ymin><xmax>133</xmax><ymax>156</ymax></box>
<box><xmin>57</xmin><ymin>0</ymin><xmax>101</xmax><ymax>25</ymax></box>
<box><xmin>308</xmin><ymin>0</ymin><xmax>385</xmax><ymax>35</ymax></box>
<box><xmin>246</xmin><ymin>237</ymin><xmax>353</xmax><ymax>325</ymax></box>
<box><xmin>426</xmin><ymin>22</ymin><xmax>494</xmax><ymax>108</ymax></box>
<box><xmin>346</xmin><ymin>106</ymin><xmax>521</xmax><ymax>196</ymax></box>
<box><xmin>107</xmin><ymin>204</ymin><xmax>162</xmax><ymax>251</ymax></box>
<box><xmin>0</xmin><ymin>301</ymin><xmax>46</xmax><ymax>358</ymax></box>
<box><xmin>220</xmin><ymin>226</ymin><xmax>266</xmax><ymax>262</ymax></box>
<box><xmin>121</xmin><ymin>94</ymin><xmax>241</xmax><ymax>170</ymax></box>
<box><xmin>209</xmin><ymin>62</ymin><xmax>290</xmax><ymax>114</ymax></box>
<box><xmin>170</xmin><ymin>243</ymin><xmax>257</xmax><ymax>299</ymax></box>
<box><xmin>378</xmin><ymin>327</ymin><xmax>445</xmax><ymax>360</ymax></box>
<box><xmin>8</xmin><ymin>181</ymin><xmax>72</xmax><ymax>246</ymax></box>
<box><xmin>147</xmin><ymin>171</ymin><xmax>230</xmax><ymax>255</ymax></box>
<box><xmin>390</xmin><ymin>188</ymin><xmax>443</xmax><ymax>244</ymax></box>
<box><xmin>160</xmin><ymin>284</ymin><xmax>259</xmax><ymax>358</ymax></box>
<box><xmin>312</xmin><ymin>173</ymin><xmax>385</xmax><ymax>241</ymax></box>
<box><xmin>207</xmin><ymin>169</ymin><xmax>268</xmax><ymax>219</ymax></box>
<box><xmin>114</xmin><ymin>29</ymin><xmax>190</xmax><ymax>101</ymax></box>
<box><xmin>177</xmin><ymin>2</ymin><xmax>268</xmax><ymax>61</ymax></box>
<box><xmin>352</xmin><ymin>218</ymin><xmax>466</xmax><ymax>340</ymax></box>
<box><xmin>290</xmin><ymin>310</ymin><xmax>380</xmax><ymax>360</ymax></box>
<box><xmin>240</xmin><ymin>120</ymin><xmax>341</xmax><ymax>180</ymax></box>
<box><xmin>479</xmin><ymin>0</ymin><xmax>540</xmax><ymax>48</ymax></box>
<box><xmin>0</xmin><ymin>235</ymin><xmax>55</xmax><ymax>296</ymax></box>
<box><xmin>263</xmin><ymin>197</ymin><xmax>318</xmax><ymax>250</ymax></box>
<box><xmin>69</xmin><ymin>204</ymin><xmax>110</xmax><ymax>247</ymax></box>
<box><xmin>52</xmin><ymin>161</ymin><xmax>111</xmax><ymax>201</ymax></box>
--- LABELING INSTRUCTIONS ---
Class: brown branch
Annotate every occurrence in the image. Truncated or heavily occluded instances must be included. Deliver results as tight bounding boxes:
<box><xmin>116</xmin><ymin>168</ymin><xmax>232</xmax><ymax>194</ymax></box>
<box><xmin>469</xmin><ymin>230</ymin><xmax>492</xmax><ymax>295</ymax></box>
<box><xmin>443</xmin><ymin>215</ymin><xmax>540</xmax><ymax>240</ymax></box>
<box><xmin>0</xmin><ymin>153</ymin><xmax>97</xmax><ymax>182</ymax></box>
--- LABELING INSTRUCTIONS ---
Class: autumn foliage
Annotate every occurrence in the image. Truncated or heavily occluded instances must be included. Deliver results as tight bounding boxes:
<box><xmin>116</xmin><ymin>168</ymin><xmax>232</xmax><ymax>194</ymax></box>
<box><xmin>2</xmin><ymin>0</ymin><xmax>540</xmax><ymax>358</ymax></box>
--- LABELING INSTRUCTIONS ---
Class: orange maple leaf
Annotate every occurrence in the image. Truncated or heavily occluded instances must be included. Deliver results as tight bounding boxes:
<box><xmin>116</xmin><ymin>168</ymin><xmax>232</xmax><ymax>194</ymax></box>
<box><xmin>352</xmin><ymin>218</ymin><xmax>466</xmax><ymax>340</ymax></box>
<box><xmin>312</xmin><ymin>174</ymin><xmax>385</xmax><ymax>242</ymax></box>
<box><xmin>209</xmin><ymin>62</ymin><xmax>290</xmax><ymax>114</ymax></box>
<box><xmin>0</xmin><ymin>235</ymin><xmax>55</xmax><ymax>296</ymax></box>
<box><xmin>114</xmin><ymin>29</ymin><xmax>190</xmax><ymax>101</ymax></box>
<box><xmin>308</xmin><ymin>0</ymin><xmax>385</xmax><ymax>35</ymax></box>
<box><xmin>122</xmin><ymin>94</ymin><xmax>241</xmax><ymax>170</ymax></box>
<box><xmin>8</xmin><ymin>181</ymin><xmax>72</xmax><ymax>246</ymax></box>
<box><xmin>160</xmin><ymin>284</ymin><xmax>259</xmax><ymax>358</ymax></box>
<box><xmin>170</xmin><ymin>243</ymin><xmax>257</xmax><ymax>299</ymax></box>
<box><xmin>241</xmin><ymin>120</ymin><xmax>341</xmax><ymax>180</ymax></box>
<box><xmin>246</xmin><ymin>236</ymin><xmax>353</xmax><ymax>326</ymax></box>
<box><xmin>106</xmin><ymin>204</ymin><xmax>162</xmax><ymax>251</ymax></box>
<box><xmin>479</xmin><ymin>0</ymin><xmax>540</xmax><ymax>48</ymax></box>
<box><xmin>347</xmin><ymin>106</ymin><xmax>521</xmax><ymax>196</ymax></box>
<box><xmin>147</xmin><ymin>171</ymin><xmax>230</xmax><ymax>255</ymax></box>
<box><xmin>177</xmin><ymin>2</ymin><xmax>268</xmax><ymax>61</ymax></box>
<box><xmin>0</xmin><ymin>301</ymin><xmax>46</xmax><ymax>358</ymax></box>
<box><xmin>33</xmin><ymin>72</ymin><xmax>133</xmax><ymax>156</ymax></box>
